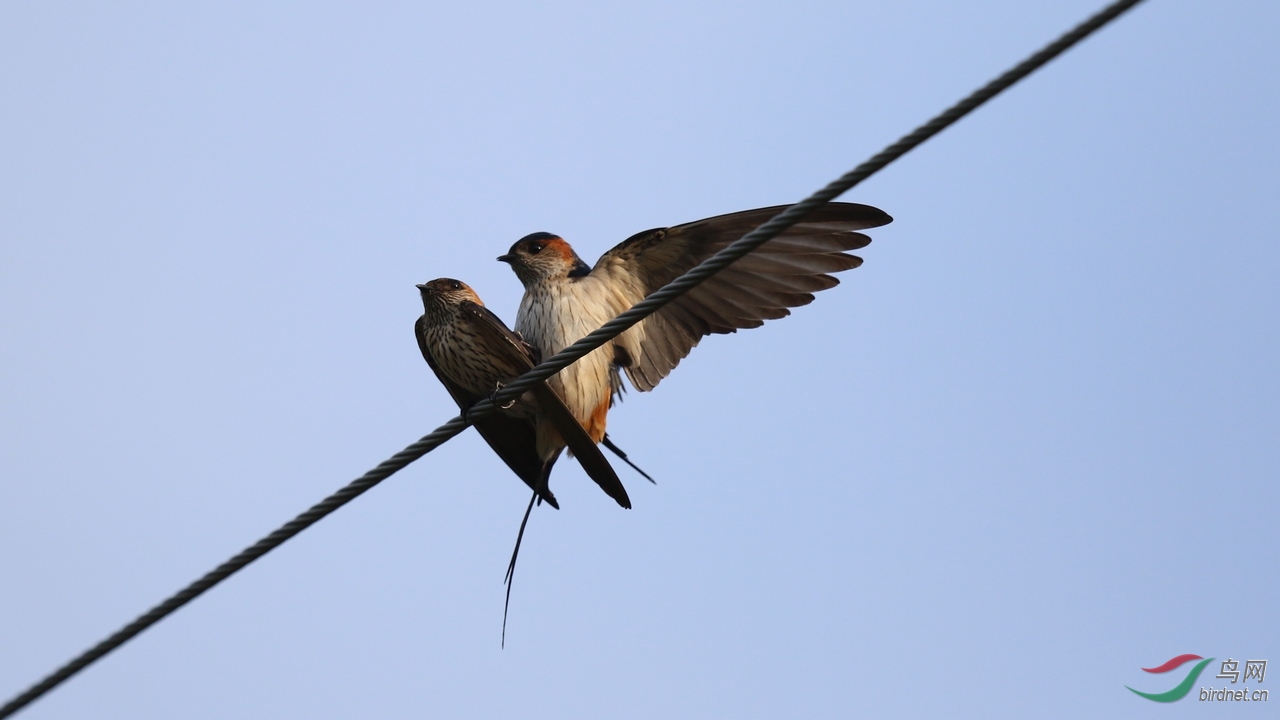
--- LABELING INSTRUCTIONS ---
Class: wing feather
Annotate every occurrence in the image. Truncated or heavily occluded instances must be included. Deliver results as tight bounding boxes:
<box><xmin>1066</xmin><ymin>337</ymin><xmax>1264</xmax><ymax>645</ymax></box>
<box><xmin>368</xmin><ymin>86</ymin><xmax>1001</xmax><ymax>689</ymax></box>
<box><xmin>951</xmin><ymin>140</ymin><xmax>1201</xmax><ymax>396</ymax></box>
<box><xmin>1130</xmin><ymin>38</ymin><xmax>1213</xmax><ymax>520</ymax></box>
<box><xmin>458</xmin><ymin>302</ymin><xmax>631</xmax><ymax>508</ymax></box>
<box><xmin>592</xmin><ymin>202</ymin><xmax>890</xmax><ymax>392</ymax></box>
<box><xmin>416</xmin><ymin>314</ymin><xmax>559</xmax><ymax>507</ymax></box>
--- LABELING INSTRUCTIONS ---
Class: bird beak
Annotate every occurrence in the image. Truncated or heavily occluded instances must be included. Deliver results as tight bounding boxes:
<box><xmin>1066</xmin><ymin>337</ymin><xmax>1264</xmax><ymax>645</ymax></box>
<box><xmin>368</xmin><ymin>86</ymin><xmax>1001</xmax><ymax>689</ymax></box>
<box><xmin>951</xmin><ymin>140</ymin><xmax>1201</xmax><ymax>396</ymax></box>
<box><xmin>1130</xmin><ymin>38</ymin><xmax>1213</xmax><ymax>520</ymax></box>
<box><xmin>496</xmin><ymin>254</ymin><xmax>516</xmax><ymax>263</ymax></box>
<box><xmin>415</xmin><ymin>283</ymin><xmax>429</xmax><ymax>291</ymax></box>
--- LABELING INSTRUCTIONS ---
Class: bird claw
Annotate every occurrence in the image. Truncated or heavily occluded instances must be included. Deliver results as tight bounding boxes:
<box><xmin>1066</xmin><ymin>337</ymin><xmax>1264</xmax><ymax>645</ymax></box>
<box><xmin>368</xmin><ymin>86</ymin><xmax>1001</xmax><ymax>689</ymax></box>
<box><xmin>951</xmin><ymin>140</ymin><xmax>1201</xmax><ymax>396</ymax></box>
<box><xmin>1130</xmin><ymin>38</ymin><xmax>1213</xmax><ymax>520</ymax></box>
<box><xmin>489</xmin><ymin>383</ymin><xmax>517</xmax><ymax>411</ymax></box>
<box><xmin>463</xmin><ymin>386</ymin><xmax>518</xmax><ymax>424</ymax></box>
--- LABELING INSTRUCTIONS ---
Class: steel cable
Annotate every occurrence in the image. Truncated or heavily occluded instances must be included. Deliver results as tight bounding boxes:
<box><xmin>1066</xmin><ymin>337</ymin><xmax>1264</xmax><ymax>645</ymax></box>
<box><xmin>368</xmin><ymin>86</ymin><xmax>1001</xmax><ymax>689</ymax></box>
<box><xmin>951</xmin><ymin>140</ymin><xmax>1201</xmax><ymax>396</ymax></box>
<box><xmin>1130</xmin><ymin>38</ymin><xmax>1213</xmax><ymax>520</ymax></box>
<box><xmin>0</xmin><ymin>0</ymin><xmax>1146</xmax><ymax>715</ymax></box>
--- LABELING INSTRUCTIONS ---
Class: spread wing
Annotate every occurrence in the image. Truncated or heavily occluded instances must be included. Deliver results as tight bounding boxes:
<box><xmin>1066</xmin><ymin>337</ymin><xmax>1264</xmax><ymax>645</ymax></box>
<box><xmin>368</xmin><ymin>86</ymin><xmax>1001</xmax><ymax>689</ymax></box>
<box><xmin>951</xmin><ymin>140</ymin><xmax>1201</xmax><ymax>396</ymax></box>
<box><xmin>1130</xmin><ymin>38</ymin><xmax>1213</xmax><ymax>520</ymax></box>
<box><xmin>592</xmin><ymin>202</ymin><xmax>891</xmax><ymax>392</ymax></box>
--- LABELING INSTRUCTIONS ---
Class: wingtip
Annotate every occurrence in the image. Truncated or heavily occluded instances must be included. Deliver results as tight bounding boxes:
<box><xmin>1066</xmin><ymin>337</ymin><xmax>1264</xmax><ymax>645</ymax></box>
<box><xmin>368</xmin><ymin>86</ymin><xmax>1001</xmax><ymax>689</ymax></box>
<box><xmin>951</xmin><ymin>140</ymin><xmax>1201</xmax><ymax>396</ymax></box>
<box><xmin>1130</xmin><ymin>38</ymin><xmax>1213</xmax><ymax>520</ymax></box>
<box><xmin>833</xmin><ymin>201</ymin><xmax>893</xmax><ymax>227</ymax></box>
<box><xmin>863</xmin><ymin>206</ymin><xmax>893</xmax><ymax>227</ymax></box>
<box><xmin>613</xmin><ymin>490</ymin><xmax>632</xmax><ymax>510</ymax></box>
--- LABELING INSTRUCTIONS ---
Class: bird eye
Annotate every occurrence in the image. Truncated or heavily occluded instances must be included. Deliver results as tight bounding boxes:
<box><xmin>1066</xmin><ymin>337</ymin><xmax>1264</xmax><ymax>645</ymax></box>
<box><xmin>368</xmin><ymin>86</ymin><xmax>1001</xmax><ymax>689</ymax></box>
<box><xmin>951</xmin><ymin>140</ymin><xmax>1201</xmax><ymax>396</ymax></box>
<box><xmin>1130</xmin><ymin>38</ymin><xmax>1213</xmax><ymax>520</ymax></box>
<box><xmin>529</xmin><ymin>242</ymin><xmax>545</xmax><ymax>254</ymax></box>
<box><xmin>449</xmin><ymin>281</ymin><xmax>462</xmax><ymax>290</ymax></box>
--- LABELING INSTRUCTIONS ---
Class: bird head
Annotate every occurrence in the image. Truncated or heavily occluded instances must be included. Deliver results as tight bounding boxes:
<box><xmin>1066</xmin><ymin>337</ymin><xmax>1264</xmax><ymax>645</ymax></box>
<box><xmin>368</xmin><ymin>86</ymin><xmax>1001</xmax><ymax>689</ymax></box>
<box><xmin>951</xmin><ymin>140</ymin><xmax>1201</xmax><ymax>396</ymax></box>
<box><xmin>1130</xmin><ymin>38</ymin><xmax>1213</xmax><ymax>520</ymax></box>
<box><xmin>497</xmin><ymin>232</ymin><xmax>591</xmax><ymax>286</ymax></box>
<box><xmin>416</xmin><ymin>278</ymin><xmax>483</xmax><ymax>314</ymax></box>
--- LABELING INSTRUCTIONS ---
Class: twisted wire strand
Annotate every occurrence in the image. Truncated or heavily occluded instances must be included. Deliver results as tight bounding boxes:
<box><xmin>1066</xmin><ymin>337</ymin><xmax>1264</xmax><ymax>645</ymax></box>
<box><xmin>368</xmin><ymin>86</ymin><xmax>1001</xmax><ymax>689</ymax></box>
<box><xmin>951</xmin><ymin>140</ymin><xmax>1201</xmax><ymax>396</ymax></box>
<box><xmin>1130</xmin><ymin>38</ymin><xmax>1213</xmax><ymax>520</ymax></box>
<box><xmin>0</xmin><ymin>1</ymin><xmax>1145</xmax><ymax>716</ymax></box>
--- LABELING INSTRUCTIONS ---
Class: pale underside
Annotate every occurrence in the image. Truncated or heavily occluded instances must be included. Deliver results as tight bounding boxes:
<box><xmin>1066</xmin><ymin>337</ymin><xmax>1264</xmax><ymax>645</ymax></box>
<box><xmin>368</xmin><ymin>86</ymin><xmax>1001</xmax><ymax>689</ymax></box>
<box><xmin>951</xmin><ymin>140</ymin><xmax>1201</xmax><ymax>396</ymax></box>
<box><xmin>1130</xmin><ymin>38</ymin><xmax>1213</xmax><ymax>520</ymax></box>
<box><xmin>513</xmin><ymin>203</ymin><xmax>891</xmax><ymax>444</ymax></box>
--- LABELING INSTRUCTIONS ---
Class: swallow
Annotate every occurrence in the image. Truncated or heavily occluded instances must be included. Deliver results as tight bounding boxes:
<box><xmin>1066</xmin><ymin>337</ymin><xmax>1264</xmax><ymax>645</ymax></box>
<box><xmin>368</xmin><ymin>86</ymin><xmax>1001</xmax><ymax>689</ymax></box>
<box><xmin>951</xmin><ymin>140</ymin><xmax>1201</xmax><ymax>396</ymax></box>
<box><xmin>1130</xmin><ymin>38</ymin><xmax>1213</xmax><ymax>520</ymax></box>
<box><xmin>497</xmin><ymin>202</ymin><xmax>892</xmax><ymax>446</ymax></box>
<box><xmin>414</xmin><ymin>278</ymin><xmax>631</xmax><ymax>510</ymax></box>
<box><xmin>416</xmin><ymin>278</ymin><xmax>639</xmax><ymax>645</ymax></box>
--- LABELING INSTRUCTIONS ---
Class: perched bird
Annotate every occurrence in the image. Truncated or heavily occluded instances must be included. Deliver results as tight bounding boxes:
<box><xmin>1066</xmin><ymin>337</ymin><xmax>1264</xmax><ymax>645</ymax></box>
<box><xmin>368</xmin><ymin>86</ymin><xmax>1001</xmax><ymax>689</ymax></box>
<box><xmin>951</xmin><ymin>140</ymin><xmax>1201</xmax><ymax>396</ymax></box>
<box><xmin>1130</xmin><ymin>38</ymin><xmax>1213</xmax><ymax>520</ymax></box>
<box><xmin>498</xmin><ymin>202</ymin><xmax>892</xmax><ymax>446</ymax></box>
<box><xmin>416</xmin><ymin>278</ymin><xmax>640</xmax><ymax>645</ymax></box>
<box><xmin>413</xmin><ymin>278</ymin><xmax>631</xmax><ymax>509</ymax></box>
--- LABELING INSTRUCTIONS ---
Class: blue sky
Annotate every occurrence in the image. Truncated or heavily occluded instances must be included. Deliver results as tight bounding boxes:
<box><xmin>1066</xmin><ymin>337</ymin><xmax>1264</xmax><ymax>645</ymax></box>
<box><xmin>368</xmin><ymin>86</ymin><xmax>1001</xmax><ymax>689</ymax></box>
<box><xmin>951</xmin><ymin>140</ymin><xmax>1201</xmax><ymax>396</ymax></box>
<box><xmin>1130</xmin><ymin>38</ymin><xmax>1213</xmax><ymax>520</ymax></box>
<box><xmin>1</xmin><ymin>1</ymin><xmax>1276</xmax><ymax>717</ymax></box>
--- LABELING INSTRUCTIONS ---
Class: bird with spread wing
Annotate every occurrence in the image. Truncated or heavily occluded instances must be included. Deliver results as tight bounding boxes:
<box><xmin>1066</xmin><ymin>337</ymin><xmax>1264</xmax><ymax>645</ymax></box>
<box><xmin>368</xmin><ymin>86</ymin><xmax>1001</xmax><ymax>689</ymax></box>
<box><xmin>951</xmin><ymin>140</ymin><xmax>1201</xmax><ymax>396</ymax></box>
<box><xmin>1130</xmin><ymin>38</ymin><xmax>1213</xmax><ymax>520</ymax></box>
<box><xmin>498</xmin><ymin>202</ymin><xmax>892</xmax><ymax>448</ymax></box>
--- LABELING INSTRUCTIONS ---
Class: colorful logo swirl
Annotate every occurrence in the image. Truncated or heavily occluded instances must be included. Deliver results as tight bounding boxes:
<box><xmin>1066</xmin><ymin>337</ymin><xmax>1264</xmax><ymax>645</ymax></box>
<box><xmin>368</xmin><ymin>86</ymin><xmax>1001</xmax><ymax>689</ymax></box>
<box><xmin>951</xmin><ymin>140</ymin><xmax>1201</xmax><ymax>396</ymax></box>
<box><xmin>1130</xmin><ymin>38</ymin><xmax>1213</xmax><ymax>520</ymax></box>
<box><xmin>1127</xmin><ymin>654</ymin><xmax>1214</xmax><ymax>702</ymax></box>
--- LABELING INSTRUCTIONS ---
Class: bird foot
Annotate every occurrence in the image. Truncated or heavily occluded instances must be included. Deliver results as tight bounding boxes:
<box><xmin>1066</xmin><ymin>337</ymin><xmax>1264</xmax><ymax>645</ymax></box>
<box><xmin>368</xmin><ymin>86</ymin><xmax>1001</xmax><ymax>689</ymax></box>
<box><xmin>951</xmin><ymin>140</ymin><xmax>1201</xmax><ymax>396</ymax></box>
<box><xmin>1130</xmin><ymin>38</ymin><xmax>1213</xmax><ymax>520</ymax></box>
<box><xmin>488</xmin><ymin>383</ymin><xmax>518</xmax><ymax>411</ymax></box>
